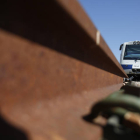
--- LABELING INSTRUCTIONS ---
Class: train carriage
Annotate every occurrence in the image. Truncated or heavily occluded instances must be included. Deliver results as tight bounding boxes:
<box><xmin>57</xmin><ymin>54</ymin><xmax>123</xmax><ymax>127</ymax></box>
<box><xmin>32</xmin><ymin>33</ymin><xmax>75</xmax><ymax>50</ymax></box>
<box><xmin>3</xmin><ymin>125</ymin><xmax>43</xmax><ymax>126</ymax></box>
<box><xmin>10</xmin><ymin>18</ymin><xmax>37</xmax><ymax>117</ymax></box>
<box><xmin>120</xmin><ymin>41</ymin><xmax>140</xmax><ymax>80</ymax></box>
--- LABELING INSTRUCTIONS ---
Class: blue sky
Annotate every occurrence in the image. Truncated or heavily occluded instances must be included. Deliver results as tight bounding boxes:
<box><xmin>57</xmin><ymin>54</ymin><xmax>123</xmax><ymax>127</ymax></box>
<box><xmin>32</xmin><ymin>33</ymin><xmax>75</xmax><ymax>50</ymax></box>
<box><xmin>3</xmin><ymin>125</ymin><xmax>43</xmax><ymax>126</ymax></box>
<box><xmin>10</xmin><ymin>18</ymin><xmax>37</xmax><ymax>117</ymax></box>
<box><xmin>78</xmin><ymin>0</ymin><xmax>140</xmax><ymax>62</ymax></box>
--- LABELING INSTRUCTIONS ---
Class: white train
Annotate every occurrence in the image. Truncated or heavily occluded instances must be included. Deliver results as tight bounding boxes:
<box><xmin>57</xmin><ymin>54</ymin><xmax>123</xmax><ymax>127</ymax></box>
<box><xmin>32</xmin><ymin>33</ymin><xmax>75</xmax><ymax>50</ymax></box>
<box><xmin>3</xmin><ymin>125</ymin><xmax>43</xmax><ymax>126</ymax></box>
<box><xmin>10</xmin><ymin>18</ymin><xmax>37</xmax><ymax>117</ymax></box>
<box><xmin>120</xmin><ymin>41</ymin><xmax>140</xmax><ymax>80</ymax></box>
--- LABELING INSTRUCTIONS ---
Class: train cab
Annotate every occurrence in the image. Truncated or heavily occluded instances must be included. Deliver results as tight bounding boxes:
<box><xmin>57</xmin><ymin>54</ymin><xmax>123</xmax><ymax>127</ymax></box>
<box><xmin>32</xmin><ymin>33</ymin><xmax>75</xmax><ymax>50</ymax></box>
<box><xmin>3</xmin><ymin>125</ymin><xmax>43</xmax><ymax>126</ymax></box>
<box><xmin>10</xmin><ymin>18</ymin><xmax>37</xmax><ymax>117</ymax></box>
<box><xmin>120</xmin><ymin>41</ymin><xmax>140</xmax><ymax>79</ymax></box>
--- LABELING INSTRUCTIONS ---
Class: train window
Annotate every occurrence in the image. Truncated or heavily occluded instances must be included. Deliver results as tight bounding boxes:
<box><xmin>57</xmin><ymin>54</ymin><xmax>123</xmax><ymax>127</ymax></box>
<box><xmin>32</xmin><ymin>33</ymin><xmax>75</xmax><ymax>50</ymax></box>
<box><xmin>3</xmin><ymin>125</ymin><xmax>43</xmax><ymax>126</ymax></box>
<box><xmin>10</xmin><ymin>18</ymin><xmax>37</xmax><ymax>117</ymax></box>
<box><xmin>124</xmin><ymin>45</ymin><xmax>140</xmax><ymax>60</ymax></box>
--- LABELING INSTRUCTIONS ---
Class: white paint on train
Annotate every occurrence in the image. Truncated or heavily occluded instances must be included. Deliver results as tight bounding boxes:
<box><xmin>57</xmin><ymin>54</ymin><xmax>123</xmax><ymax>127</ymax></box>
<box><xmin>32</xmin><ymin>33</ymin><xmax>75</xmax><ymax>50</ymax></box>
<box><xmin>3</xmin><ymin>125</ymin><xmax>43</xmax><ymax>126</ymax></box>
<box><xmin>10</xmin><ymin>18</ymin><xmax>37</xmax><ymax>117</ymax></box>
<box><xmin>120</xmin><ymin>41</ymin><xmax>140</xmax><ymax>79</ymax></box>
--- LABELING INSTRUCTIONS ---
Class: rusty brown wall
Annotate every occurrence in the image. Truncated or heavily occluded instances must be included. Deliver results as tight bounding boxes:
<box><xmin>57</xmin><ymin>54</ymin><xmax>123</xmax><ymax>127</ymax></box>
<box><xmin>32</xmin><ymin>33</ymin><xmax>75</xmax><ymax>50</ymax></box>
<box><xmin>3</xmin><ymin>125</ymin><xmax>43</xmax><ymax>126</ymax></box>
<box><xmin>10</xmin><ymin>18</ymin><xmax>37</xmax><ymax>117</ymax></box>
<box><xmin>0</xmin><ymin>0</ymin><xmax>127</xmax><ymax>140</ymax></box>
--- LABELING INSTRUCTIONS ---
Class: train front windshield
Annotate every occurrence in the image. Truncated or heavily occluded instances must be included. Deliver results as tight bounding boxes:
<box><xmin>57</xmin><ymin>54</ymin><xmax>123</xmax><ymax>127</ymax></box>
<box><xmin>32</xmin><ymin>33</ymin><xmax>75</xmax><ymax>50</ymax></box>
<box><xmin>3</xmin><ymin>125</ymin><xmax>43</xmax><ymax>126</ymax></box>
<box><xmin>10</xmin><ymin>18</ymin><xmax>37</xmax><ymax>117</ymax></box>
<box><xmin>124</xmin><ymin>45</ymin><xmax>140</xmax><ymax>60</ymax></box>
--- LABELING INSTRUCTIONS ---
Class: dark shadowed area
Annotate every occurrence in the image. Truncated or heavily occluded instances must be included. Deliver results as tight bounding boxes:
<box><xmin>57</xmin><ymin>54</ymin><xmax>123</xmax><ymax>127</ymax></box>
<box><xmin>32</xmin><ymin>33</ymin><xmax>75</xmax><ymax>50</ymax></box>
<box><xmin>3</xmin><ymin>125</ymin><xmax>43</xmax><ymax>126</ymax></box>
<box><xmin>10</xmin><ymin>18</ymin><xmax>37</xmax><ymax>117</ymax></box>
<box><xmin>0</xmin><ymin>115</ymin><xmax>28</xmax><ymax>140</ymax></box>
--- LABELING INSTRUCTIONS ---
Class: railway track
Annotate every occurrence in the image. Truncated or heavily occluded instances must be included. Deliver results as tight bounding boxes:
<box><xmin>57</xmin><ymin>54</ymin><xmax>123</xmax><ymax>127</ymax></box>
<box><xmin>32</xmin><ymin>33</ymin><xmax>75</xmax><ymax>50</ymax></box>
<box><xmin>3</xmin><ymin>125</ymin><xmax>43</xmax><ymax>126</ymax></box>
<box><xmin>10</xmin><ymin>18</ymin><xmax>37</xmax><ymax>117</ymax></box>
<box><xmin>0</xmin><ymin>0</ymin><xmax>139</xmax><ymax>140</ymax></box>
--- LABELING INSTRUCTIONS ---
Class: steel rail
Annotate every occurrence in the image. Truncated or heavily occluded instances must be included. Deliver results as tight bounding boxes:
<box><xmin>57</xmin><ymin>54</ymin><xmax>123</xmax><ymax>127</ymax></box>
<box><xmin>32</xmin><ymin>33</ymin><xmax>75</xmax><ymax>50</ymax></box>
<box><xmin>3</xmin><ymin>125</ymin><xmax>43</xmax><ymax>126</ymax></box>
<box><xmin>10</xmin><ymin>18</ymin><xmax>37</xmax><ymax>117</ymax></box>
<box><xmin>0</xmin><ymin>0</ymin><xmax>127</xmax><ymax>140</ymax></box>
